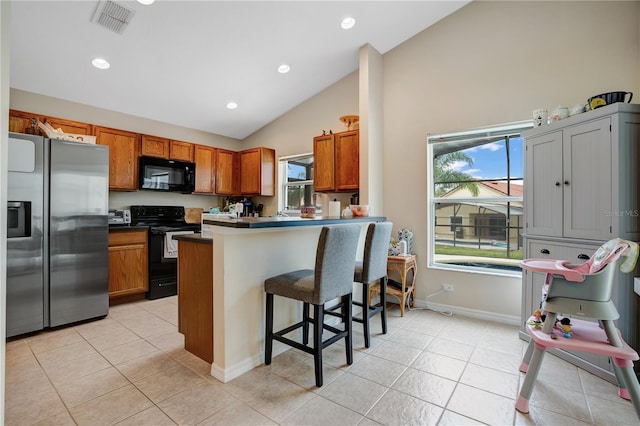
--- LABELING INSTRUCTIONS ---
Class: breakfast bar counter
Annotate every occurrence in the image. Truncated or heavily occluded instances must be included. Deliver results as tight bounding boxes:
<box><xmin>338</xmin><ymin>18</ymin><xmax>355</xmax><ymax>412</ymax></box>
<box><xmin>174</xmin><ymin>215</ymin><xmax>385</xmax><ymax>383</ymax></box>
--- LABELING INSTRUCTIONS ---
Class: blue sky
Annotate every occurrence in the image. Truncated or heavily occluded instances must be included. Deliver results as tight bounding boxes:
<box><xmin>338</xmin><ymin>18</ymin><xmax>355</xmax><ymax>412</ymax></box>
<box><xmin>449</xmin><ymin>138</ymin><xmax>523</xmax><ymax>182</ymax></box>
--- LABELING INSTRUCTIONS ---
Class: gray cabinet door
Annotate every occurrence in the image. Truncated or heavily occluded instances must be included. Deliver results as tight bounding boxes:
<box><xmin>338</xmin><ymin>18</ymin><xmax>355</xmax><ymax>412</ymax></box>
<box><xmin>524</xmin><ymin>131</ymin><xmax>563</xmax><ymax>237</ymax></box>
<box><xmin>562</xmin><ymin>117</ymin><xmax>612</xmax><ymax>240</ymax></box>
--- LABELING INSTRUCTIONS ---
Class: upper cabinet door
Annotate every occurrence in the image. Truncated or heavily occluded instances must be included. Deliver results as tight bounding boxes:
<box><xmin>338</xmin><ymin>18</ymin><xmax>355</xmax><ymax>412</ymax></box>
<box><xmin>313</xmin><ymin>134</ymin><xmax>335</xmax><ymax>192</ymax></box>
<box><xmin>334</xmin><ymin>130</ymin><xmax>359</xmax><ymax>192</ymax></box>
<box><xmin>140</xmin><ymin>135</ymin><xmax>170</xmax><ymax>158</ymax></box>
<box><xmin>562</xmin><ymin>117</ymin><xmax>612</xmax><ymax>240</ymax></box>
<box><xmin>215</xmin><ymin>149</ymin><xmax>237</xmax><ymax>195</ymax></box>
<box><xmin>9</xmin><ymin>109</ymin><xmax>42</xmax><ymax>134</ymax></box>
<box><xmin>194</xmin><ymin>145</ymin><xmax>215</xmax><ymax>194</ymax></box>
<box><xmin>524</xmin><ymin>131</ymin><xmax>563</xmax><ymax>237</ymax></box>
<box><xmin>239</xmin><ymin>147</ymin><xmax>275</xmax><ymax>196</ymax></box>
<box><xmin>44</xmin><ymin>116</ymin><xmax>93</xmax><ymax>135</ymax></box>
<box><xmin>95</xmin><ymin>126</ymin><xmax>140</xmax><ymax>191</ymax></box>
<box><xmin>170</xmin><ymin>140</ymin><xmax>194</xmax><ymax>162</ymax></box>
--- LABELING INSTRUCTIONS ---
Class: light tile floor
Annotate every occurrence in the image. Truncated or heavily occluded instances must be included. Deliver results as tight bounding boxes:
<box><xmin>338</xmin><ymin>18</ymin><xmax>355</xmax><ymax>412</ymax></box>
<box><xmin>4</xmin><ymin>296</ymin><xmax>640</xmax><ymax>425</ymax></box>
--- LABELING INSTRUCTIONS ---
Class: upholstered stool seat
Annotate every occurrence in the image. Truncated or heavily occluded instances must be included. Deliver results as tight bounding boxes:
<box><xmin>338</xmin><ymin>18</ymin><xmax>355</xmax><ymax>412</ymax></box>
<box><xmin>326</xmin><ymin>222</ymin><xmax>393</xmax><ymax>348</ymax></box>
<box><xmin>264</xmin><ymin>225</ymin><xmax>361</xmax><ymax>387</ymax></box>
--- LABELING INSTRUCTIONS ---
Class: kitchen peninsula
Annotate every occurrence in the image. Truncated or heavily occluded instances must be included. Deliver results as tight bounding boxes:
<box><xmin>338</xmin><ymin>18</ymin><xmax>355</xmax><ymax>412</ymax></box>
<box><xmin>173</xmin><ymin>215</ymin><xmax>386</xmax><ymax>383</ymax></box>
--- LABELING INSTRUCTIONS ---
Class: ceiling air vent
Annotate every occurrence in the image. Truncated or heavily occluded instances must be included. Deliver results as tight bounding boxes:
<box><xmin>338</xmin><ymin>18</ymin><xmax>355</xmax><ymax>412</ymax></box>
<box><xmin>92</xmin><ymin>0</ymin><xmax>135</xmax><ymax>35</ymax></box>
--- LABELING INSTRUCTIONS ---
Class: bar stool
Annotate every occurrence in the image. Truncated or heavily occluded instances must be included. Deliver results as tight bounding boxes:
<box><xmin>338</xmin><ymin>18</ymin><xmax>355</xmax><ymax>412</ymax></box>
<box><xmin>264</xmin><ymin>225</ymin><xmax>361</xmax><ymax>387</ymax></box>
<box><xmin>325</xmin><ymin>222</ymin><xmax>393</xmax><ymax>348</ymax></box>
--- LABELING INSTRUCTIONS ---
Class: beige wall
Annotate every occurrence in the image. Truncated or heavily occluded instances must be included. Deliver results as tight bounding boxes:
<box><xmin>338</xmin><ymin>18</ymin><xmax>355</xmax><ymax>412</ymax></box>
<box><xmin>244</xmin><ymin>1</ymin><xmax>640</xmax><ymax>321</ymax></box>
<box><xmin>243</xmin><ymin>71</ymin><xmax>360</xmax><ymax>215</ymax></box>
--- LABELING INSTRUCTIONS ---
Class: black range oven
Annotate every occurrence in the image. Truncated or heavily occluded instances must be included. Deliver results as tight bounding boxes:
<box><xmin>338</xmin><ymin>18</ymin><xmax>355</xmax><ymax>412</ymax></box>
<box><xmin>130</xmin><ymin>205</ymin><xmax>200</xmax><ymax>300</ymax></box>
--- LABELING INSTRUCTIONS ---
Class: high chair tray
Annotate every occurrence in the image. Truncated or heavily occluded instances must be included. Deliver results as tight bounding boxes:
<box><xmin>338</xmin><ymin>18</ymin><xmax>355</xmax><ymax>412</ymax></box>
<box><xmin>525</xmin><ymin>317</ymin><xmax>639</xmax><ymax>360</ymax></box>
<box><xmin>520</xmin><ymin>258</ymin><xmax>585</xmax><ymax>282</ymax></box>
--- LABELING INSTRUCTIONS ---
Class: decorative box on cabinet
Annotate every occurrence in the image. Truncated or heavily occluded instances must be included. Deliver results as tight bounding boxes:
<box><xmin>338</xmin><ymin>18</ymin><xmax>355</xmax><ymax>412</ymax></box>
<box><xmin>522</xmin><ymin>103</ymin><xmax>640</xmax><ymax>381</ymax></box>
<box><xmin>108</xmin><ymin>229</ymin><xmax>148</xmax><ymax>299</ymax></box>
<box><xmin>239</xmin><ymin>147</ymin><xmax>275</xmax><ymax>196</ymax></box>
<box><xmin>313</xmin><ymin>130</ymin><xmax>359</xmax><ymax>192</ymax></box>
<box><xmin>194</xmin><ymin>145</ymin><xmax>216</xmax><ymax>194</ymax></box>
<box><xmin>95</xmin><ymin>126</ymin><xmax>140</xmax><ymax>191</ymax></box>
<box><xmin>43</xmin><ymin>116</ymin><xmax>93</xmax><ymax>136</ymax></box>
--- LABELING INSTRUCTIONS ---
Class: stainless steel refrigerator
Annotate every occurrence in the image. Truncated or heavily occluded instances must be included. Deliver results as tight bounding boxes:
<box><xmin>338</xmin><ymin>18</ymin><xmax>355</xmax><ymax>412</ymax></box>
<box><xmin>7</xmin><ymin>132</ymin><xmax>109</xmax><ymax>337</ymax></box>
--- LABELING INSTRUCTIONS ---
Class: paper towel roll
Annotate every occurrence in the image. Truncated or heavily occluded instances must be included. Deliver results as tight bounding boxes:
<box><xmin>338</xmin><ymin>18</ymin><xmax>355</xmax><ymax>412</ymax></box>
<box><xmin>328</xmin><ymin>201</ymin><xmax>341</xmax><ymax>217</ymax></box>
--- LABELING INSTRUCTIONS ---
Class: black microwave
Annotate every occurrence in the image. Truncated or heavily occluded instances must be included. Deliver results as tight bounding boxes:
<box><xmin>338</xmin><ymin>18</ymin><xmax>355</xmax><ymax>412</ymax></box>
<box><xmin>139</xmin><ymin>156</ymin><xmax>195</xmax><ymax>193</ymax></box>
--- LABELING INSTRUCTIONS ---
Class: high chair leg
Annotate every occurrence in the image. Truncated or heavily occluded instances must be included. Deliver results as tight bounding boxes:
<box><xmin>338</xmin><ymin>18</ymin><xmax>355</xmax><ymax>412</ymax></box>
<box><xmin>516</xmin><ymin>312</ymin><xmax>557</xmax><ymax>413</ymax></box>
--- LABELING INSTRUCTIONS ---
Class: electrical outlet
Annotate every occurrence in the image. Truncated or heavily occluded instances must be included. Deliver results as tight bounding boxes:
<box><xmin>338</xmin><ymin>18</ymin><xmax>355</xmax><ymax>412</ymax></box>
<box><xmin>442</xmin><ymin>284</ymin><xmax>454</xmax><ymax>292</ymax></box>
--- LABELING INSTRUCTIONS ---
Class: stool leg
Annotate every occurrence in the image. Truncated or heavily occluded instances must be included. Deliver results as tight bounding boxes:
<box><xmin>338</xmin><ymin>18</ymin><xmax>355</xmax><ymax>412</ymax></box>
<box><xmin>265</xmin><ymin>293</ymin><xmax>274</xmax><ymax>365</ymax></box>
<box><xmin>345</xmin><ymin>293</ymin><xmax>353</xmax><ymax>365</ymax></box>
<box><xmin>313</xmin><ymin>303</ymin><xmax>324</xmax><ymax>387</ymax></box>
<box><xmin>362</xmin><ymin>282</ymin><xmax>371</xmax><ymax>348</ymax></box>
<box><xmin>380</xmin><ymin>276</ymin><xmax>388</xmax><ymax>335</ymax></box>
<box><xmin>516</xmin><ymin>311</ymin><xmax>557</xmax><ymax>413</ymax></box>
<box><xmin>303</xmin><ymin>302</ymin><xmax>310</xmax><ymax>345</ymax></box>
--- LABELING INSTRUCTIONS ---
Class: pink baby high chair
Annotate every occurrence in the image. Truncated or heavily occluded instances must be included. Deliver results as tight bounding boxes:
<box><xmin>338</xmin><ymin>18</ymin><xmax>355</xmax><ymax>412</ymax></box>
<box><xmin>517</xmin><ymin>238</ymin><xmax>640</xmax><ymax>420</ymax></box>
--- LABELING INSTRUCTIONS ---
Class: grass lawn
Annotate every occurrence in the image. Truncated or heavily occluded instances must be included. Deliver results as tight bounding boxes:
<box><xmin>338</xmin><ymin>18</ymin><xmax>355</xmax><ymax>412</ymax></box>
<box><xmin>435</xmin><ymin>244</ymin><xmax>523</xmax><ymax>260</ymax></box>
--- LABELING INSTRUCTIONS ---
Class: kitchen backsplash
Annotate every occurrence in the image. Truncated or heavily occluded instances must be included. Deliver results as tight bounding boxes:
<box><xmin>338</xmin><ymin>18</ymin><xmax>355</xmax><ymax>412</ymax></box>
<box><xmin>109</xmin><ymin>191</ymin><xmax>220</xmax><ymax>211</ymax></box>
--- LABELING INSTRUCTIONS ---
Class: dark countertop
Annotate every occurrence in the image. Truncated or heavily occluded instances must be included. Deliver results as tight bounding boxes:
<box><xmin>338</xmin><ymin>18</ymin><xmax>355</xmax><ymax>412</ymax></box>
<box><xmin>172</xmin><ymin>233</ymin><xmax>211</xmax><ymax>244</ymax></box>
<box><xmin>202</xmin><ymin>215</ymin><xmax>387</xmax><ymax>229</ymax></box>
<box><xmin>108</xmin><ymin>225</ymin><xmax>149</xmax><ymax>232</ymax></box>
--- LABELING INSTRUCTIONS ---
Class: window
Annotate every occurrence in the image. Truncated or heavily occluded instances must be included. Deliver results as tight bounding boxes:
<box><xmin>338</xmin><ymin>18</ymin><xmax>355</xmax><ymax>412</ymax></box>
<box><xmin>427</xmin><ymin>121</ymin><xmax>532</xmax><ymax>275</ymax></box>
<box><xmin>279</xmin><ymin>153</ymin><xmax>320</xmax><ymax>214</ymax></box>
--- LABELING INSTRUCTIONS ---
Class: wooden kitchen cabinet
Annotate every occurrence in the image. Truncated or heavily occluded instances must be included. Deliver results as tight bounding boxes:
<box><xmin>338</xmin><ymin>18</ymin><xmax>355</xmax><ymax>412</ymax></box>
<box><xmin>108</xmin><ymin>229</ymin><xmax>148</xmax><ymax>299</ymax></box>
<box><xmin>215</xmin><ymin>148</ymin><xmax>238</xmax><ymax>195</ymax></box>
<box><xmin>177</xmin><ymin>238</ymin><xmax>213</xmax><ymax>363</ymax></box>
<box><xmin>140</xmin><ymin>135</ymin><xmax>170</xmax><ymax>158</ymax></box>
<box><xmin>140</xmin><ymin>136</ymin><xmax>194</xmax><ymax>162</ymax></box>
<box><xmin>314</xmin><ymin>130</ymin><xmax>359</xmax><ymax>192</ymax></box>
<box><xmin>239</xmin><ymin>147</ymin><xmax>275</xmax><ymax>196</ymax></box>
<box><xmin>43</xmin><ymin>116</ymin><xmax>93</xmax><ymax>135</ymax></box>
<box><xmin>194</xmin><ymin>145</ymin><xmax>216</xmax><ymax>194</ymax></box>
<box><xmin>9</xmin><ymin>110</ymin><xmax>93</xmax><ymax>135</ymax></box>
<box><xmin>169</xmin><ymin>140</ymin><xmax>194</xmax><ymax>162</ymax></box>
<box><xmin>9</xmin><ymin>109</ymin><xmax>41</xmax><ymax>134</ymax></box>
<box><xmin>95</xmin><ymin>126</ymin><xmax>140</xmax><ymax>191</ymax></box>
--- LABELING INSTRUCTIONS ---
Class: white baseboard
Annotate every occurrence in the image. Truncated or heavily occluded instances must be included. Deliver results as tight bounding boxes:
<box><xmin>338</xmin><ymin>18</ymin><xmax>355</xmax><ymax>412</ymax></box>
<box><xmin>413</xmin><ymin>299</ymin><xmax>521</xmax><ymax>326</ymax></box>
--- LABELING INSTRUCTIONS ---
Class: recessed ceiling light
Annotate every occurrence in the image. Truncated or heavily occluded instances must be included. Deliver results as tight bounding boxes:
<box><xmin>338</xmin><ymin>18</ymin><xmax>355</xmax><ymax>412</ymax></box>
<box><xmin>91</xmin><ymin>57</ymin><xmax>110</xmax><ymax>70</ymax></box>
<box><xmin>137</xmin><ymin>0</ymin><xmax>155</xmax><ymax>5</ymax></box>
<box><xmin>277</xmin><ymin>64</ymin><xmax>291</xmax><ymax>74</ymax></box>
<box><xmin>226</xmin><ymin>102</ymin><xmax>238</xmax><ymax>110</ymax></box>
<box><xmin>341</xmin><ymin>17</ymin><xmax>356</xmax><ymax>30</ymax></box>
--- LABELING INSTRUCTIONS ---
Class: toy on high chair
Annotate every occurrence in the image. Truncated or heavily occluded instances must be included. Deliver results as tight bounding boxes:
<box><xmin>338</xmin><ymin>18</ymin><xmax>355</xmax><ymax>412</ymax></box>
<box><xmin>516</xmin><ymin>238</ymin><xmax>640</xmax><ymax>421</ymax></box>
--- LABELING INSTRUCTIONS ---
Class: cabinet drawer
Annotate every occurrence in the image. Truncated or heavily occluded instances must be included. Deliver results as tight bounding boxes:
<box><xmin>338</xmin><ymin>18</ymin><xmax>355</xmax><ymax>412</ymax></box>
<box><xmin>109</xmin><ymin>230</ymin><xmax>148</xmax><ymax>246</ymax></box>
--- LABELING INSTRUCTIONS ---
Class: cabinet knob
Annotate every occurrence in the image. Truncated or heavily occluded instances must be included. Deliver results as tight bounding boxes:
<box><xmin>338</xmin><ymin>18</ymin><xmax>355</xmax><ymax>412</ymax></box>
<box><xmin>555</xmin><ymin>182</ymin><xmax>561</xmax><ymax>187</ymax></box>
<box><xmin>577</xmin><ymin>254</ymin><xmax>590</xmax><ymax>260</ymax></box>
<box><xmin>564</xmin><ymin>180</ymin><xmax>570</xmax><ymax>185</ymax></box>
<box><xmin>540</xmin><ymin>249</ymin><xmax>550</xmax><ymax>254</ymax></box>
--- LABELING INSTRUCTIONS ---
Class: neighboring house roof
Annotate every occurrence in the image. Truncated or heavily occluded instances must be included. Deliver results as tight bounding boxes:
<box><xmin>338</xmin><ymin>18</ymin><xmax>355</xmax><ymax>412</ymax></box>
<box><xmin>438</xmin><ymin>180</ymin><xmax>523</xmax><ymax>198</ymax></box>
<box><xmin>478</xmin><ymin>181</ymin><xmax>523</xmax><ymax>197</ymax></box>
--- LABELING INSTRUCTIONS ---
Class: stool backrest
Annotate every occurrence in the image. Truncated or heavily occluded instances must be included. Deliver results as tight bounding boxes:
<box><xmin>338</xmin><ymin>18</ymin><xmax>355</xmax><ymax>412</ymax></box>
<box><xmin>361</xmin><ymin>222</ymin><xmax>393</xmax><ymax>283</ymax></box>
<box><xmin>314</xmin><ymin>225</ymin><xmax>361</xmax><ymax>304</ymax></box>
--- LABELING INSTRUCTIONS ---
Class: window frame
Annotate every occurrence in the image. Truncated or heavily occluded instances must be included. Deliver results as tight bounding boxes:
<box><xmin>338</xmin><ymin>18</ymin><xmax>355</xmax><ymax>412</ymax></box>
<box><xmin>427</xmin><ymin>121</ymin><xmax>532</xmax><ymax>277</ymax></box>
<box><xmin>279</xmin><ymin>152</ymin><xmax>319</xmax><ymax>215</ymax></box>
